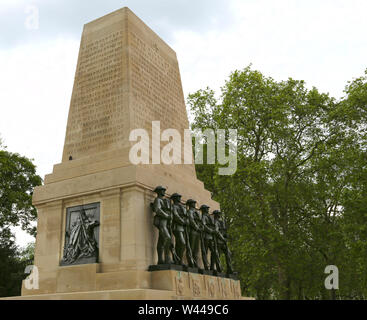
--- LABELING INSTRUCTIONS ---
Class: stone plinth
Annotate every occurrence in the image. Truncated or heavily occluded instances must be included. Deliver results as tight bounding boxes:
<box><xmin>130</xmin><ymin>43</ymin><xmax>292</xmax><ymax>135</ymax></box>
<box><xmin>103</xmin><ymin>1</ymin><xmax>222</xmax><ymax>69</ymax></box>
<box><xmin>2</xmin><ymin>270</ymin><xmax>253</xmax><ymax>300</ymax></box>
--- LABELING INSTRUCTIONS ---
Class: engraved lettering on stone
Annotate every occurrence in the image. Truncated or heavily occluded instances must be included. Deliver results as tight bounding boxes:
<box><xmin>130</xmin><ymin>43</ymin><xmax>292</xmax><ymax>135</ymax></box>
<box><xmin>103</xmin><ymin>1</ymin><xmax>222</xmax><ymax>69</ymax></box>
<box><xmin>64</xmin><ymin>31</ymin><xmax>126</xmax><ymax>157</ymax></box>
<box><xmin>176</xmin><ymin>274</ymin><xmax>185</xmax><ymax>296</ymax></box>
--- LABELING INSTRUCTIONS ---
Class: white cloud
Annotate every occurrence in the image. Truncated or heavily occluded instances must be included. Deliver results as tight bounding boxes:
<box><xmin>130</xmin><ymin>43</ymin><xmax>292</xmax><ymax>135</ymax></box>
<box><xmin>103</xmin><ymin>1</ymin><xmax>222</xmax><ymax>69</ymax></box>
<box><xmin>175</xmin><ymin>0</ymin><xmax>367</xmax><ymax>101</ymax></box>
<box><xmin>0</xmin><ymin>0</ymin><xmax>232</xmax><ymax>48</ymax></box>
<box><xmin>0</xmin><ymin>0</ymin><xmax>25</xmax><ymax>8</ymax></box>
<box><xmin>0</xmin><ymin>37</ymin><xmax>79</xmax><ymax>185</ymax></box>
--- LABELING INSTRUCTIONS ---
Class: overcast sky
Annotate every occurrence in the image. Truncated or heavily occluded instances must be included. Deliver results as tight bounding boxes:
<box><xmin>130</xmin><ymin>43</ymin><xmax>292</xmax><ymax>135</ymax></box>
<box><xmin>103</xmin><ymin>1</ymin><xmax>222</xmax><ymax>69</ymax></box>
<box><xmin>1</xmin><ymin>0</ymin><xmax>367</xmax><ymax>246</ymax></box>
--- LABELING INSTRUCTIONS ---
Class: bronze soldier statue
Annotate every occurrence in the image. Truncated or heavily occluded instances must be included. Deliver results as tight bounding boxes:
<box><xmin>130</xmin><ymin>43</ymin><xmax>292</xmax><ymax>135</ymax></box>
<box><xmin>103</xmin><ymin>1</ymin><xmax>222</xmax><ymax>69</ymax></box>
<box><xmin>171</xmin><ymin>193</ymin><xmax>194</xmax><ymax>267</ymax></box>
<box><xmin>186</xmin><ymin>199</ymin><xmax>201</xmax><ymax>268</ymax></box>
<box><xmin>200</xmin><ymin>204</ymin><xmax>218</xmax><ymax>271</ymax></box>
<box><xmin>213</xmin><ymin>210</ymin><xmax>234</xmax><ymax>274</ymax></box>
<box><xmin>151</xmin><ymin>186</ymin><xmax>174</xmax><ymax>265</ymax></box>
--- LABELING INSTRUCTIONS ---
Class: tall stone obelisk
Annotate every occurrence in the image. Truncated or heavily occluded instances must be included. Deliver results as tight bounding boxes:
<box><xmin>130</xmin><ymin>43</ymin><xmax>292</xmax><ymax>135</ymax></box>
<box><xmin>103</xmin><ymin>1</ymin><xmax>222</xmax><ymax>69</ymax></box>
<box><xmin>10</xmin><ymin>7</ymin><xmax>247</xmax><ymax>300</ymax></box>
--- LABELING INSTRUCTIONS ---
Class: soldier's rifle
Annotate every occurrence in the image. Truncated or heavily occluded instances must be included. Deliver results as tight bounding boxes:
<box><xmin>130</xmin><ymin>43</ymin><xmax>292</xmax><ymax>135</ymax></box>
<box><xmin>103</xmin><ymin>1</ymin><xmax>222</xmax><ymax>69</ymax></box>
<box><xmin>183</xmin><ymin>207</ymin><xmax>195</xmax><ymax>267</ymax></box>
<box><xmin>168</xmin><ymin>199</ymin><xmax>180</xmax><ymax>263</ymax></box>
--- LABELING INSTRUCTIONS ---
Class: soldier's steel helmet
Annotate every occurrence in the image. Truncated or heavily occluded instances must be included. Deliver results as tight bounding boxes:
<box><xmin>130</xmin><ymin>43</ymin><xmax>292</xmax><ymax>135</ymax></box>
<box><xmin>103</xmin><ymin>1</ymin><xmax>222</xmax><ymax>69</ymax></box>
<box><xmin>186</xmin><ymin>199</ymin><xmax>197</xmax><ymax>205</ymax></box>
<box><xmin>213</xmin><ymin>210</ymin><xmax>222</xmax><ymax>216</ymax></box>
<box><xmin>170</xmin><ymin>193</ymin><xmax>182</xmax><ymax>199</ymax></box>
<box><xmin>153</xmin><ymin>186</ymin><xmax>166</xmax><ymax>193</ymax></box>
<box><xmin>200</xmin><ymin>204</ymin><xmax>210</xmax><ymax>210</ymax></box>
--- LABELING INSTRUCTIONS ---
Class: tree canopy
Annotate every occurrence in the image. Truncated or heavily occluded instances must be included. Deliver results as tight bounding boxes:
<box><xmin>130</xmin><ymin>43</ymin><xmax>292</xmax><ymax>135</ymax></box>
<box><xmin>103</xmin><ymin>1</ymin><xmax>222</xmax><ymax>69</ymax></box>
<box><xmin>188</xmin><ymin>66</ymin><xmax>367</xmax><ymax>299</ymax></box>
<box><xmin>0</xmin><ymin>139</ymin><xmax>41</xmax><ymax>297</ymax></box>
<box><xmin>0</xmin><ymin>141</ymin><xmax>42</xmax><ymax>236</ymax></box>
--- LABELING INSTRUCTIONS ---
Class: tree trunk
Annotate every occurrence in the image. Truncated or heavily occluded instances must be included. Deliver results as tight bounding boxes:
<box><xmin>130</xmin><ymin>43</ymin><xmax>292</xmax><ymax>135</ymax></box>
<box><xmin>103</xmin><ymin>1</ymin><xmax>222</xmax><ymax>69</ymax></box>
<box><xmin>278</xmin><ymin>265</ymin><xmax>291</xmax><ymax>299</ymax></box>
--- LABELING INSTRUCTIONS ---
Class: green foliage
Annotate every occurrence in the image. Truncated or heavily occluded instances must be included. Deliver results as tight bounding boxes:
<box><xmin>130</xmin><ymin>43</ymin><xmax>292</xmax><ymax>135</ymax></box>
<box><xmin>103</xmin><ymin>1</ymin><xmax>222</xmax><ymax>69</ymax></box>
<box><xmin>188</xmin><ymin>66</ymin><xmax>367</xmax><ymax>299</ymax></box>
<box><xmin>0</xmin><ymin>139</ymin><xmax>41</xmax><ymax>297</ymax></box>
<box><xmin>0</xmin><ymin>232</ymin><xmax>33</xmax><ymax>297</ymax></box>
<box><xmin>0</xmin><ymin>142</ymin><xmax>42</xmax><ymax>236</ymax></box>
<box><xmin>18</xmin><ymin>242</ymin><xmax>35</xmax><ymax>266</ymax></box>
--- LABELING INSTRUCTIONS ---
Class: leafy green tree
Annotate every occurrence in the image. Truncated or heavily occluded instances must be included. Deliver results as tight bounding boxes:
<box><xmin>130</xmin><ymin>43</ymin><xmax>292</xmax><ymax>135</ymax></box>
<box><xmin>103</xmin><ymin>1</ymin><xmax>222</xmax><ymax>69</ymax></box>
<box><xmin>335</xmin><ymin>70</ymin><xmax>367</xmax><ymax>299</ymax></box>
<box><xmin>0</xmin><ymin>140</ymin><xmax>42</xmax><ymax>236</ymax></box>
<box><xmin>0</xmin><ymin>229</ymin><xmax>23</xmax><ymax>297</ymax></box>
<box><xmin>18</xmin><ymin>242</ymin><xmax>35</xmax><ymax>266</ymax></box>
<box><xmin>188</xmin><ymin>66</ymin><xmax>367</xmax><ymax>299</ymax></box>
<box><xmin>0</xmin><ymin>139</ymin><xmax>41</xmax><ymax>297</ymax></box>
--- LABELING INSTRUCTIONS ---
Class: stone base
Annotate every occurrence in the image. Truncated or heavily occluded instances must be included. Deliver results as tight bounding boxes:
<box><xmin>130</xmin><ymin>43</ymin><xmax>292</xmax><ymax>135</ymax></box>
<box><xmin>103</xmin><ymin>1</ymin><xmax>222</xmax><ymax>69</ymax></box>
<box><xmin>150</xmin><ymin>270</ymin><xmax>246</xmax><ymax>299</ymax></box>
<box><xmin>2</xmin><ymin>269</ymin><xmax>253</xmax><ymax>300</ymax></box>
<box><xmin>1</xmin><ymin>289</ymin><xmax>174</xmax><ymax>300</ymax></box>
<box><xmin>2</xmin><ymin>288</ymin><xmax>254</xmax><ymax>300</ymax></box>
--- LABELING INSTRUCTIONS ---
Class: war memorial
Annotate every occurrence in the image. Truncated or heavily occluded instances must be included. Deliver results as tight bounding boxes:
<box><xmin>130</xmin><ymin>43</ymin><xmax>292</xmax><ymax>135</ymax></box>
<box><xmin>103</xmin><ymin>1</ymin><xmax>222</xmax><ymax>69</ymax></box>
<box><xmin>5</xmin><ymin>7</ymin><xmax>250</xmax><ymax>300</ymax></box>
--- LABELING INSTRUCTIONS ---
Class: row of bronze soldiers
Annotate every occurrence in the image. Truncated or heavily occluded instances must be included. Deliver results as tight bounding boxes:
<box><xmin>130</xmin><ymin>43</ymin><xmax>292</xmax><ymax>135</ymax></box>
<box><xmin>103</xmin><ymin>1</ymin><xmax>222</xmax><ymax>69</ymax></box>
<box><xmin>151</xmin><ymin>186</ymin><xmax>234</xmax><ymax>275</ymax></box>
